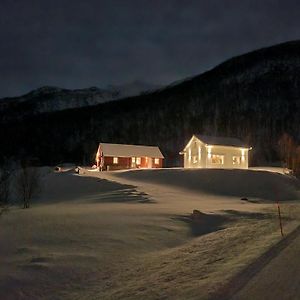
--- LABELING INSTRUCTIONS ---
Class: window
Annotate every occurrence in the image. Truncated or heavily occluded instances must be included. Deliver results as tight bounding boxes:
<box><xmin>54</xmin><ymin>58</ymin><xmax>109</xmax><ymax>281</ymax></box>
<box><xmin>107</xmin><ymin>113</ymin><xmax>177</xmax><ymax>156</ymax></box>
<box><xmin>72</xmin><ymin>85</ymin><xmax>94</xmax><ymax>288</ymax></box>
<box><xmin>207</xmin><ymin>146</ymin><xmax>212</xmax><ymax>159</ymax></box>
<box><xmin>211</xmin><ymin>155</ymin><xmax>224</xmax><ymax>164</ymax></box>
<box><xmin>233</xmin><ymin>156</ymin><xmax>241</xmax><ymax>165</ymax></box>
<box><xmin>154</xmin><ymin>158</ymin><xmax>159</xmax><ymax>165</ymax></box>
<box><xmin>193</xmin><ymin>156</ymin><xmax>198</xmax><ymax>163</ymax></box>
<box><xmin>241</xmin><ymin>149</ymin><xmax>246</xmax><ymax>162</ymax></box>
<box><xmin>131</xmin><ymin>157</ymin><xmax>136</xmax><ymax>163</ymax></box>
<box><xmin>136</xmin><ymin>157</ymin><xmax>141</xmax><ymax>165</ymax></box>
<box><xmin>113</xmin><ymin>157</ymin><xmax>118</xmax><ymax>164</ymax></box>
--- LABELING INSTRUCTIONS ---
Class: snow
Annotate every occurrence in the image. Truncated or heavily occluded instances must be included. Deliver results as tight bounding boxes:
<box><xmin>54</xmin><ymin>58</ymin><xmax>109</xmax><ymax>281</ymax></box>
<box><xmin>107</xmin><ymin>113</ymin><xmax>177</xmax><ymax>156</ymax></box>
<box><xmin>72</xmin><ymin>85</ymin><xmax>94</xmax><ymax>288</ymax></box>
<box><xmin>249</xmin><ymin>166</ymin><xmax>292</xmax><ymax>175</ymax></box>
<box><xmin>194</xmin><ymin>134</ymin><xmax>249</xmax><ymax>148</ymax></box>
<box><xmin>0</xmin><ymin>167</ymin><xmax>299</xmax><ymax>299</ymax></box>
<box><xmin>99</xmin><ymin>143</ymin><xmax>164</xmax><ymax>158</ymax></box>
<box><xmin>0</xmin><ymin>81</ymin><xmax>161</xmax><ymax>116</ymax></box>
<box><xmin>112</xmin><ymin>168</ymin><xmax>300</xmax><ymax>201</ymax></box>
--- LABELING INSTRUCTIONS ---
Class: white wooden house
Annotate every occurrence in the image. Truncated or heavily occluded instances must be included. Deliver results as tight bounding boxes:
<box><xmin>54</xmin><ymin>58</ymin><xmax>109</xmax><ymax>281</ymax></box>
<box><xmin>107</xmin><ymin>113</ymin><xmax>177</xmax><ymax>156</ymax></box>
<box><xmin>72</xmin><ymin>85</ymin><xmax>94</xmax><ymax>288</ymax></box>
<box><xmin>180</xmin><ymin>135</ymin><xmax>251</xmax><ymax>169</ymax></box>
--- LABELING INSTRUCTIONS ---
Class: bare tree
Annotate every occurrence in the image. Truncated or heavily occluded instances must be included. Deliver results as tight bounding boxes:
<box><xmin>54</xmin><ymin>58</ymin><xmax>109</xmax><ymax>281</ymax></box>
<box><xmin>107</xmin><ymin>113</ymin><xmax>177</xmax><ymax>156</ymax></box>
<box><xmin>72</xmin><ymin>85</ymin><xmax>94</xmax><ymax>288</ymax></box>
<box><xmin>278</xmin><ymin>133</ymin><xmax>300</xmax><ymax>177</ymax></box>
<box><xmin>0</xmin><ymin>168</ymin><xmax>10</xmax><ymax>205</ymax></box>
<box><xmin>15</xmin><ymin>164</ymin><xmax>41</xmax><ymax>209</ymax></box>
<box><xmin>278</xmin><ymin>133</ymin><xmax>295</xmax><ymax>168</ymax></box>
<box><xmin>292</xmin><ymin>146</ymin><xmax>300</xmax><ymax>177</ymax></box>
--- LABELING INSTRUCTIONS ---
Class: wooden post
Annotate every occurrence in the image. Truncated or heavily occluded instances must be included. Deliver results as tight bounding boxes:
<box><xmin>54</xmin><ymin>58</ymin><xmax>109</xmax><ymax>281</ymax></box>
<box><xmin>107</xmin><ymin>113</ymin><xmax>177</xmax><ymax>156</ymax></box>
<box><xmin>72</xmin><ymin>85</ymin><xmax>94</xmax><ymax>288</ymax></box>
<box><xmin>277</xmin><ymin>201</ymin><xmax>284</xmax><ymax>237</ymax></box>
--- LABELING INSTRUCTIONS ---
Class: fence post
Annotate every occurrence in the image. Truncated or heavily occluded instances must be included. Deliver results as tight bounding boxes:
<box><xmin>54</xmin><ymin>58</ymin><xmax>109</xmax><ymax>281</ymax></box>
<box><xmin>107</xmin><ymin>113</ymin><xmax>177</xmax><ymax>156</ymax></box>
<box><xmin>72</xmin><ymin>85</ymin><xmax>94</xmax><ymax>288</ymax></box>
<box><xmin>277</xmin><ymin>201</ymin><xmax>284</xmax><ymax>237</ymax></box>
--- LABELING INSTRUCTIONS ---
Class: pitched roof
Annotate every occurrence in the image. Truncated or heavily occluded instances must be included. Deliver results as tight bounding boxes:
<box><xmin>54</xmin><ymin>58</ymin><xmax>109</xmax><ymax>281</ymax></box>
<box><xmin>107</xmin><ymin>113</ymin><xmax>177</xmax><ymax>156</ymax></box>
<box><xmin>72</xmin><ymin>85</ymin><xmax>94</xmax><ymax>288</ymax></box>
<box><xmin>194</xmin><ymin>134</ymin><xmax>249</xmax><ymax>148</ymax></box>
<box><xmin>99</xmin><ymin>143</ymin><xmax>164</xmax><ymax>158</ymax></box>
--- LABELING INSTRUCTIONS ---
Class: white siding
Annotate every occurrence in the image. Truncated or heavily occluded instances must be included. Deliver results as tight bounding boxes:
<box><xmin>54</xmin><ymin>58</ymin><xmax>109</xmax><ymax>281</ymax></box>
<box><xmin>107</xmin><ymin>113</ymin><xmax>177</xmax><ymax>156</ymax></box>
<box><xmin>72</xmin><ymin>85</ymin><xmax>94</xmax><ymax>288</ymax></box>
<box><xmin>183</xmin><ymin>136</ymin><xmax>249</xmax><ymax>169</ymax></box>
<box><xmin>205</xmin><ymin>145</ymin><xmax>248</xmax><ymax>169</ymax></box>
<box><xmin>184</xmin><ymin>136</ymin><xmax>206</xmax><ymax>168</ymax></box>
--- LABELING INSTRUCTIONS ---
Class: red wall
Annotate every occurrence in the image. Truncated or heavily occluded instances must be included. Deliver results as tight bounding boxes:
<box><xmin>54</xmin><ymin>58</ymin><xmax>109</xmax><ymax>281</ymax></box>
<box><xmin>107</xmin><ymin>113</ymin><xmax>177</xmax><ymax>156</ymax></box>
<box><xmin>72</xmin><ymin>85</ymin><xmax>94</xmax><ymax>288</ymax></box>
<box><xmin>103</xmin><ymin>156</ymin><xmax>163</xmax><ymax>170</ymax></box>
<box><xmin>103</xmin><ymin>157</ymin><xmax>131</xmax><ymax>170</ymax></box>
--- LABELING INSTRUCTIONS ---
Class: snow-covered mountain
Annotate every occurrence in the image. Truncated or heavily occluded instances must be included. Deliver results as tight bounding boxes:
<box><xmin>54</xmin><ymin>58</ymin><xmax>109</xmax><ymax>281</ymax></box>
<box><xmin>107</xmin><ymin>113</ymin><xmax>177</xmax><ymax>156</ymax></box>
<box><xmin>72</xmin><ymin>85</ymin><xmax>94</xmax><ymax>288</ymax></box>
<box><xmin>0</xmin><ymin>81</ymin><xmax>161</xmax><ymax>122</ymax></box>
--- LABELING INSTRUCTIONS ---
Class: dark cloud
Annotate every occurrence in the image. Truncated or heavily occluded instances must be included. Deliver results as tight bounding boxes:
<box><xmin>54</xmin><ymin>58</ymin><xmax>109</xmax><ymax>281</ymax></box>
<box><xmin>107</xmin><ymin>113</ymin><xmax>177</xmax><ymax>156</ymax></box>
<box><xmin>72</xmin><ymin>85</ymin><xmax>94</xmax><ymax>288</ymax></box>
<box><xmin>1</xmin><ymin>0</ymin><xmax>300</xmax><ymax>97</ymax></box>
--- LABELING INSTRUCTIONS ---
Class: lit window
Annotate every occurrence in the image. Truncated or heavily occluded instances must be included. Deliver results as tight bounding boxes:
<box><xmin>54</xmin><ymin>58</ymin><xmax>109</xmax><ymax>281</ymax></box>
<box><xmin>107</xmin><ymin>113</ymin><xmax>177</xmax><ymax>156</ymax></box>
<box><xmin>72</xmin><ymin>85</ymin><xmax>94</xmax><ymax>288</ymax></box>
<box><xmin>154</xmin><ymin>158</ymin><xmax>159</xmax><ymax>165</ymax></box>
<box><xmin>241</xmin><ymin>149</ymin><xmax>246</xmax><ymax>162</ymax></box>
<box><xmin>233</xmin><ymin>156</ymin><xmax>241</xmax><ymax>165</ymax></box>
<box><xmin>113</xmin><ymin>157</ymin><xmax>118</xmax><ymax>164</ymax></box>
<box><xmin>193</xmin><ymin>156</ymin><xmax>198</xmax><ymax>163</ymax></box>
<box><xmin>136</xmin><ymin>157</ymin><xmax>141</xmax><ymax>165</ymax></box>
<box><xmin>132</xmin><ymin>157</ymin><xmax>136</xmax><ymax>163</ymax></box>
<box><xmin>207</xmin><ymin>146</ymin><xmax>212</xmax><ymax>159</ymax></box>
<box><xmin>211</xmin><ymin>155</ymin><xmax>224</xmax><ymax>164</ymax></box>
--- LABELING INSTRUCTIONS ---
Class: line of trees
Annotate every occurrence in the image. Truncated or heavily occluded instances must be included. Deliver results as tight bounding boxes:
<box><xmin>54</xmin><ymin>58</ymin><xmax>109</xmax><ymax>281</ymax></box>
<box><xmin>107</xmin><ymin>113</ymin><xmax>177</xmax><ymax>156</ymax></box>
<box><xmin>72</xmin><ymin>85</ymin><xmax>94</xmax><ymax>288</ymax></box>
<box><xmin>278</xmin><ymin>133</ymin><xmax>300</xmax><ymax>177</ymax></box>
<box><xmin>0</xmin><ymin>168</ymin><xmax>10</xmax><ymax>205</ymax></box>
<box><xmin>0</xmin><ymin>162</ymin><xmax>41</xmax><ymax>209</ymax></box>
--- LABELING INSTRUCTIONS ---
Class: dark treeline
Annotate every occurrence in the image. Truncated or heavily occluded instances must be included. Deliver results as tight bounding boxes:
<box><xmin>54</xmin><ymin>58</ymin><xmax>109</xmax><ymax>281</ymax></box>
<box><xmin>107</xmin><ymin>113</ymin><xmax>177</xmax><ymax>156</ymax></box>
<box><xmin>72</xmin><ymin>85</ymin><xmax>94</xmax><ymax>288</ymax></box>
<box><xmin>1</xmin><ymin>40</ymin><xmax>300</xmax><ymax>167</ymax></box>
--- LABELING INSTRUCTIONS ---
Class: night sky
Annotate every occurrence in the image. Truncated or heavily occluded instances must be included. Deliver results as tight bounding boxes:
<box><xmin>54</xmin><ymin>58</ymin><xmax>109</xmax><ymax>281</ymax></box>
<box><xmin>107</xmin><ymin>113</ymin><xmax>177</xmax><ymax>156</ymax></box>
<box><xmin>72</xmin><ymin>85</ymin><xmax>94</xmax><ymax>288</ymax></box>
<box><xmin>1</xmin><ymin>0</ymin><xmax>300</xmax><ymax>98</ymax></box>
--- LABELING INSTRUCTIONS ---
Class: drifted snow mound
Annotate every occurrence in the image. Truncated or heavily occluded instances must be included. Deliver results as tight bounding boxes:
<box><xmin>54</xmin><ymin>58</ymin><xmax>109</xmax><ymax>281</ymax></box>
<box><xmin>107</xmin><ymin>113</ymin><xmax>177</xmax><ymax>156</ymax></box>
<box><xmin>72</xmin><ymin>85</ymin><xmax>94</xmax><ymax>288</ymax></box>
<box><xmin>115</xmin><ymin>169</ymin><xmax>300</xmax><ymax>201</ymax></box>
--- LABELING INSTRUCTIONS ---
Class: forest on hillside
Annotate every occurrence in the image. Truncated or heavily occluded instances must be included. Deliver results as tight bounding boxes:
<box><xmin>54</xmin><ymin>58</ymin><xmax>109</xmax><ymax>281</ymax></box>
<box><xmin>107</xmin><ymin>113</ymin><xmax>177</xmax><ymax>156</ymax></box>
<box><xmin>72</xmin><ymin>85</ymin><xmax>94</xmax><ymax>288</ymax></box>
<box><xmin>1</xmin><ymin>41</ymin><xmax>300</xmax><ymax>167</ymax></box>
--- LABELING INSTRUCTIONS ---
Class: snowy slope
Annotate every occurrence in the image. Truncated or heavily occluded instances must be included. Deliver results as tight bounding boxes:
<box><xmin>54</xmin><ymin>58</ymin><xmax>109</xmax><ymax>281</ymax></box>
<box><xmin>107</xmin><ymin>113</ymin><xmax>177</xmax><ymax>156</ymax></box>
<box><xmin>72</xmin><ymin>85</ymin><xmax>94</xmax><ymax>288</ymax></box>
<box><xmin>1</xmin><ymin>167</ymin><xmax>299</xmax><ymax>299</ymax></box>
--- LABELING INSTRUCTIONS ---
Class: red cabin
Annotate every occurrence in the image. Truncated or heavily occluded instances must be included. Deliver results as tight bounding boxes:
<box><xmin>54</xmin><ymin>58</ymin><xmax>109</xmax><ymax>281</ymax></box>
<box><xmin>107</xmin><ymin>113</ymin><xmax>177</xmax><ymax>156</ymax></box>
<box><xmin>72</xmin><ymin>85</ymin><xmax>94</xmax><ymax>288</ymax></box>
<box><xmin>96</xmin><ymin>143</ymin><xmax>164</xmax><ymax>170</ymax></box>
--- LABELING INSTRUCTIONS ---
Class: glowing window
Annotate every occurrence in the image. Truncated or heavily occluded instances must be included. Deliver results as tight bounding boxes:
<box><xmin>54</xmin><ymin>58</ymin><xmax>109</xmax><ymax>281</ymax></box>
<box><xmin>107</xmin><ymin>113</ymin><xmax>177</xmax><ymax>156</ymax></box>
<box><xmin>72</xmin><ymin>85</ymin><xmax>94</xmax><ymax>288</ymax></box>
<box><xmin>136</xmin><ymin>157</ymin><xmax>141</xmax><ymax>165</ymax></box>
<box><xmin>241</xmin><ymin>149</ymin><xmax>246</xmax><ymax>162</ymax></box>
<box><xmin>211</xmin><ymin>155</ymin><xmax>224</xmax><ymax>164</ymax></box>
<box><xmin>233</xmin><ymin>156</ymin><xmax>241</xmax><ymax>165</ymax></box>
<box><xmin>154</xmin><ymin>158</ymin><xmax>159</xmax><ymax>165</ymax></box>
<box><xmin>193</xmin><ymin>156</ymin><xmax>198</xmax><ymax>163</ymax></box>
<box><xmin>131</xmin><ymin>157</ymin><xmax>136</xmax><ymax>163</ymax></box>
<box><xmin>113</xmin><ymin>157</ymin><xmax>118</xmax><ymax>164</ymax></box>
<box><xmin>207</xmin><ymin>146</ymin><xmax>212</xmax><ymax>159</ymax></box>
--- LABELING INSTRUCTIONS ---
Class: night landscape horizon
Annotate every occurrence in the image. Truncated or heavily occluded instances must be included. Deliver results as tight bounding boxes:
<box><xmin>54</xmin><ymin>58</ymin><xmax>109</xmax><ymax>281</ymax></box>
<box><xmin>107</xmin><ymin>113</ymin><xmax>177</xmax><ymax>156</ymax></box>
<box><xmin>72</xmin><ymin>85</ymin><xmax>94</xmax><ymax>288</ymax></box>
<box><xmin>1</xmin><ymin>1</ymin><xmax>300</xmax><ymax>300</ymax></box>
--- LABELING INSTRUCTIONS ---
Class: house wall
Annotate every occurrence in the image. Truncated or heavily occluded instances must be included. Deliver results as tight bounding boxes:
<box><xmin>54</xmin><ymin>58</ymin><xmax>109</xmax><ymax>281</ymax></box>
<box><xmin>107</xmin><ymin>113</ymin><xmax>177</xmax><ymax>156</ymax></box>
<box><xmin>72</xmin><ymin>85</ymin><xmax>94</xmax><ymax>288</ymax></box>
<box><xmin>152</xmin><ymin>158</ymin><xmax>163</xmax><ymax>168</ymax></box>
<box><xmin>205</xmin><ymin>145</ymin><xmax>248</xmax><ymax>169</ymax></box>
<box><xmin>103</xmin><ymin>156</ymin><xmax>163</xmax><ymax>170</ymax></box>
<box><xmin>183</xmin><ymin>136</ymin><xmax>206</xmax><ymax>168</ymax></box>
<box><xmin>183</xmin><ymin>136</ymin><xmax>248</xmax><ymax>169</ymax></box>
<box><xmin>104</xmin><ymin>156</ymin><xmax>131</xmax><ymax>170</ymax></box>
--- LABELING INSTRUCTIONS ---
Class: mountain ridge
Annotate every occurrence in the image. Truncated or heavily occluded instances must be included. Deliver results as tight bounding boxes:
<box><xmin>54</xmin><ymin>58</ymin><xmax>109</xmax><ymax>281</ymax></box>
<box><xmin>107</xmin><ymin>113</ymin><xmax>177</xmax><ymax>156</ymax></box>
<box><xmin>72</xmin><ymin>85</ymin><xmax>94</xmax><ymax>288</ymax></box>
<box><xmin>0</xmin><ymin>81</ymin><xmax>161</xmax><ymax>122</ymax></box>
<box><xmin>1</xmin><ymin>40</ymin><xmax>300</xmax><ymax>166</ymax></box>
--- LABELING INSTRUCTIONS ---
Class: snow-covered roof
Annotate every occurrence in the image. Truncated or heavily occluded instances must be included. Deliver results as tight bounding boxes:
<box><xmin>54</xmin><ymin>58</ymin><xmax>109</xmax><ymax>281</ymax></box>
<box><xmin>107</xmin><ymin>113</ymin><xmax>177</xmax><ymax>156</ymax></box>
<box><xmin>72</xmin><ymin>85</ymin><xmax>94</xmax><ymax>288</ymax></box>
<box><xmin>194</xmin><ymin>134</ymin><xmax>249</xmax><ymax>148</ymax></box>
<box><xmin>99</xmin><ymin>143</ymin><xmax>164</xmax><ymax>158</ymax></box>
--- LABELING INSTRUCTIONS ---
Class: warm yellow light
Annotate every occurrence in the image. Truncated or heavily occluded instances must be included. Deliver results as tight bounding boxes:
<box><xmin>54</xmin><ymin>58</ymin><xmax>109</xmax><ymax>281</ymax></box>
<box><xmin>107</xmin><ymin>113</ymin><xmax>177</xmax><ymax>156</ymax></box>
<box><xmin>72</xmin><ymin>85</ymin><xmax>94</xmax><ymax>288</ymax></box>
<box><xmin>96</xmin><ymin>149</ymin><xmax>100</xmax><ymax>165</ymax></box>
<box><xmin>207</xmin><ymin>146</ymin><xmax>212</xmax><ymax>159</ymax></box>
<box><xmin>241</xmin><ymin>149</ymin><xmax>245</xmax><ymax>162</ymax></box>
<box><xmin>185</xmin><ymin>136</ymin><xmax>195</xmax><ymax>149</ymax></box>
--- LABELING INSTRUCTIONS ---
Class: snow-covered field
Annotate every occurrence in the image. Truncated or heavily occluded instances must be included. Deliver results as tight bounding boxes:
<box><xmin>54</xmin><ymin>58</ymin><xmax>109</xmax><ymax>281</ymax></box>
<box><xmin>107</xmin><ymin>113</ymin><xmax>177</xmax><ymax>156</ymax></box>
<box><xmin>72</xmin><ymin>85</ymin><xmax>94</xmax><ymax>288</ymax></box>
<box><xmin>0</xmin><ymin>167</ymin><xmax>299</xmax><ymax>299</ymax></box>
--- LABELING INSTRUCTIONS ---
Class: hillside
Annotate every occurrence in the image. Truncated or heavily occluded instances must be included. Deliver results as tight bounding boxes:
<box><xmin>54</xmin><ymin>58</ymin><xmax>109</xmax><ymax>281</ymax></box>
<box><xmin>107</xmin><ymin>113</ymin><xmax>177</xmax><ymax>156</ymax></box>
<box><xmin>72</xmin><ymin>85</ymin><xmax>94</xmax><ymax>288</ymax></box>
<box><xmin>1</xmin><ymin>167</ymin><xmax>299</xmax><ymax>299</ymax></box>
<box><xmin>114</xmin><ymin>168</ymin><xmax>300</xmax><ymax>201</ymax></box>
<box><xmin>0</xmin><ymin>81</ymin><xmax>160</xmax><ymax>122</ymax></box>
<box><xmin>2</xmin><ymin>40</ymin><xmax>300</xmax><ymax>166</ymax></box>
